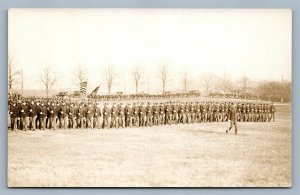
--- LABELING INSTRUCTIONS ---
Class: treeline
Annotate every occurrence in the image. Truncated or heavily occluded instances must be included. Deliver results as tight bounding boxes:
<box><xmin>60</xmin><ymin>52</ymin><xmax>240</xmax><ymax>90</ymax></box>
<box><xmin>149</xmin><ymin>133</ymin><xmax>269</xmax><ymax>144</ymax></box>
<box><xmin>257</xmin><ymin>81</ymin><xmax>291</xmax><ymax>102</ymax></box>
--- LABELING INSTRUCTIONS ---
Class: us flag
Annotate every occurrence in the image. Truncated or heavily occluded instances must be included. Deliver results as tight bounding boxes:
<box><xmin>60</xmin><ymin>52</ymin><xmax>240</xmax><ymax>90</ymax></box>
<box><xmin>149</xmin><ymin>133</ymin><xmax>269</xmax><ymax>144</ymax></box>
<box><xmin>80</xmin><ymin>81</ymin><xmax>88</xmax><ymax>94</ymax></box>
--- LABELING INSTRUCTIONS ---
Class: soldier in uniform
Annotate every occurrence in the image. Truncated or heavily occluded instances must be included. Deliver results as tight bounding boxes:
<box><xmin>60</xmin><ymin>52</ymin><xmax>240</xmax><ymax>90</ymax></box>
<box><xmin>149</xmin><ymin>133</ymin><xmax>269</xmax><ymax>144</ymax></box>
<box><xmin>37</xmin><ymin>102</ymin><xmax>47</xmax><ymax>130</ymax></box>
<box><xmin>207</xmin><ymin>104</ymin><xmax>213</xmax><ymax>123</ymax></box>
<box><xmin>179</xmin><ymin>102</ymin><xmax>185</xmax><ymax>124</ymax></box>
<box><xmin>102</xmin><ymin>103</ymin><xmax>111</xmax><ymax>129</ymax></box>
<box><xmin>165</xmin><ymin>102</ymin><xmax>172</xmax><ymax>125</ymax></box>
<box><xmin>76</xmin><ymin>104</ymin><xmax>85</xmax><ymax>129</ymax></box>
<box><xmin>195</xmin><ymin>102</ymin><xmax>201</xmax><ymax>123</ymax></box>
<box><xmin>214</xmin><ymin>102</ymin><xmax>220</xmax><ymax>122</ymax></box>
<box><xmin>270</xmin><ymin>103</ymin><xmax>275</xmax><ymax>122</ymax></box>
<box><xmin>48</xmin><ymin>102</ymin><xmax>57</xmax><ymax>130</ymax></box>
<box><xmin>111</xmin><ymin>103</ymin><xmax>118</xmax><ymax>128</ymax></box>
<box><xmin>249</xmin><ymin>107</ymin><xmax>254</xmax><ymax>122</ymax></box>
<box><xmin>56</xmin><ymin>103</ymin><xmax>61</xmax><ymax>127</ymax></box>
<box><xmin>9</xmin><ymin>101</ymin><xmax>18</xmax><ymax>131</ymax></box>
<box><xmin>226</xmin><ymin>103</ymin><xmax>238</xmax><ymax>135</ymax></box>
<box><xmin>132</xmin><ymin>103</ymin><xmax>139</xmax><ymax>127</ymax></box>
<box><xmin>93</xmin><ymin>103</ymin><xmax>102</xmax><ymax>129</ymax></box>
<box><xmin>158</xmin><ymin>103</ymin><xmax>164</xmax><ymax>125</ymax></box>
<box><xmin>153</xmin><ymin>103</ymin><xmax>160</xmax><ymax>126</ymax></box>
<box><xmin>185</xmin><ymin>102</ymin><xmax>191</xmax><ymax>124</ymax></box>
<box><xmin>139</xmin><ymin>102</ymin><xmax>146</xmax><ymax>127</ymax></box>
<box><xmin>68</xmin><ymin>103</ymin><xmax>76</xmax><ymax>129</ymax></box>
<box><xmin>28</xmin><ymin>100</ymin><xmax>37</xmax><ymax>130</ymax></box>
<box><xmin>86</xmin><ymin>104</ymin><xmax>94</xmax><ymax>129</ymax></box>
<box><xmin>145</xmin><ymin>102</ymin><xmax>153</xmax><ymax>127</ymax></box>
<box><xmin>59</xmin><ymin>102</ymin><xmax>69</xmax><ymax>129</ymax></box>
<box><xmin>45</xmin><ymin>101</ymin><xmax>51</xmax><ymax>128</ymax></box>
<box><xmin>201</xmin><ymin>102</ymin><xmax>207</xmax><ymax>123</ymax></box>
<box><xmin>172</xmin><ymin>102</ymin><xmax>179</xmax><ymax>124</ymax></box>
<box><xmin>19</xmin><ymin>101</ymin><xmax>28</xmax><ymax>130</ymax></box>
<box><xmin>189</xmin><ymin>102</ymin><xmax>195</xmax><ymax>123</ymax></box>
<box><xmin>125</xmin><ymin>103</ymin><xmax>132</xmax><ymax>128</ymax></box>
<box><xmin>222</xmin><ymin>103</ymin><xmax>228</xmax><ymax>122</ymax></box>
<box><xmin>118</xmin><ymin>103</ymin><xmax>125</xmax><ymax>128</ymax></box>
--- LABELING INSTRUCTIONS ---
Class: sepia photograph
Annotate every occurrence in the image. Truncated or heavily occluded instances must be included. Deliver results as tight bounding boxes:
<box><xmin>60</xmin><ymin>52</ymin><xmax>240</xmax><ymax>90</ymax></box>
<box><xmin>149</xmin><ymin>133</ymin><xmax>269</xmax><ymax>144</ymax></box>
<box><xmin>7</xmin><ymin>8</ymin><xmax>292</xmax><ymax>187</ymax></box>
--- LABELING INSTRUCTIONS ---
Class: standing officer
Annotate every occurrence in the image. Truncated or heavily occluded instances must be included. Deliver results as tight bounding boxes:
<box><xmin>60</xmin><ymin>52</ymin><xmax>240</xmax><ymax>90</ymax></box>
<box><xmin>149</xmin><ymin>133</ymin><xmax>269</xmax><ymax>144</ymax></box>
<box><xmin>226</xmin><ymin>103</ymin><xmax>238</xmax><ymax>135</ymax></box>
<box><xmin>271</xmin><ymin>103</ymin><xmax>276</xmax><ymax>122</ymax></box>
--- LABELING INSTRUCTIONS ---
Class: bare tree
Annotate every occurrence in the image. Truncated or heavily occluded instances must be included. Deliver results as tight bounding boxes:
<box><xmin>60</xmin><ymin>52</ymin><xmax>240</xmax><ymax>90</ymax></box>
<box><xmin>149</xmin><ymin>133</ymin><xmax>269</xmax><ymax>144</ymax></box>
<box><xmin>102</xmin><ymin>65</ymin><xmax>117</xmax><ymax>94</ymax></box>
<box><xmin>200</xmin><ymin>74</ymin><xmax>215</xmax><ymax>95</ymax></box>
<box><xmin>40</xmin><ymin>66</ymin><xmax>57</xmax><ymax>98</ymax></box>
<box><xmin>182</xmin><ymin>71</ymin><xmax>188</xmax><ymax>93</ymax></box>
<box><xmin>215</xmin><ymin>75</ymin><xmax>232</xmax><ymax>95</ymax></box>
<box><xmin>73</xmin><ymin>64</ymin><xmax>88</xmax><ymax>86</ymax></box>
<box><xmin>240</xmin><ymin>76</ymin><xmax>250</xmax><ymax>96</ymax></box>
<box><xmin>158</xmin><ymin>64</ymin><xmax>169</xmax><ymax>94</ymax></box>
<box><xmin>8</xmin><ymin>55</ymin><xmax>21</xmax><ymax>96</ymax></box>
<box><xmin>131</xmin><ymin>65</ymin><xmax>143</xmax><ymax>94</ymax></box>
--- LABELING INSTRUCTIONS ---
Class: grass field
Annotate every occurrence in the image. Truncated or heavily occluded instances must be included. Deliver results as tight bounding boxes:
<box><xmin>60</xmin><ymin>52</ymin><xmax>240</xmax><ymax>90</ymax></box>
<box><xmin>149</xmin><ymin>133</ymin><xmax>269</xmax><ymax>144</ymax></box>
<box><xmin>7</xmin><ymin>104</ymin><xmax>291</xmax><ymax>187</ymax></box>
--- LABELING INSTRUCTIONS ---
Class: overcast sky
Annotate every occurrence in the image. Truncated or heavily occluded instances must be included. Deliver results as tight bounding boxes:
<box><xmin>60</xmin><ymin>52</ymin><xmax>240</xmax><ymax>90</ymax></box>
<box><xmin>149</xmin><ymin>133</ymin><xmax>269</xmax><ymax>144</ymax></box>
<box><xmin>9</xmin><ymin>9</ymin><xmax>291</xmax><ymax>94</ymax></box>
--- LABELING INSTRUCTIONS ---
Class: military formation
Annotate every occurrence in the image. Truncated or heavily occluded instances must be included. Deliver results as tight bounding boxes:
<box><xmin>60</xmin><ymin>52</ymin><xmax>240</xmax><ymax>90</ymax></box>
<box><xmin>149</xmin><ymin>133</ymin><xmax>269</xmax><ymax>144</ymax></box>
<box><xmin>8</xmin><ymin>99</ymin><xmax>276</xmax><ymax>131</ymax></box>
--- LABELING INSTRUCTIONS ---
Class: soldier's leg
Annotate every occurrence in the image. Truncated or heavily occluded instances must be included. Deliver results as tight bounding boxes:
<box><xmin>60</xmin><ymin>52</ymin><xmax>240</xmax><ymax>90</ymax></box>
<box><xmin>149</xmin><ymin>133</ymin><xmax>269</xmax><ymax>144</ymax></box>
<box><xmin>51</xmin><ymin>117</ymin><xmax>56</xmax><ymax>129</ymax></box>
<box><xmin>25</xmin><ymin>117</ymin><xmax>29</xmax><ymax>130</ymax></box>
<box><xmin>58</xmin><ymin>117</ymin><xmax>62</xmax><ymax>129</ymax></box>
<box><xmin>125</xmin><ymin>117</ymin><xmax>129</xmax><ymax>127</ymax></box>
<box><xmin>153</xmin><ymin>115</ymin><xmax>157</xmax><ymax>125</ymax></box>
<box><xmin>97</xmin><ymin>117</ymin><xmax>101</xmax><ymax>129</ymax></box>
<box><xmin>10</xmin><ymin>117</ymin><xmax>14</xmax><ymax>131</ymax></box>
<box><xmin>136</xmin><ymin>116</ymin><xmax>139</xmax><ymax>127</ymax></box>
<box><xmin>64</xmin><ymin>116</ymin><xmax>68</xmax><ymax>129</ymax></box>
<box><xmin>14</xmin><ymin>117</ymin><xmax>18</xmax><ymax>130</ymax></box>
<box><xmin>110</xmin><ymin>117</ymin><xmax>113</xmax><ymax>128</ymax></box>
<box><xmin>91</xmin><ymin>116</ymin><xmax>94</xmax><ymax>129</ymax></box>
<box><xmin>102</xmin><ymin>118</ymin><xmax>105</xmax><ymax>129</ymax></box>
<box><xmin>28</xmin><ymin>117</ymin><xmax>32</xmax><ymax>130</ymax></box>
<box><xmin>33</xmin><ymin>116</ymin><xmax>37</xmax><ymax>130</ymax></box>
<box><xmin>144</xmin><ymin>115</ymin><xmax>147</xmax><ymax>126</ymax></box>
<box><xmin>42</xmin><ymin>117</ymin><xmax>46</xmax><ymax>130</ymax></box>
<box><xmin>121</xmin><ymin>117</ymin><xmax>125</xmax><ymax>128</ymax></box>
<box><xmin>129</xmin><ymin>116</ymin><xmax>132</xmax><ymax>127</ymax></box>
<box><xmin>86</xmin><ymin>117</ymin><xmax>90</xmax><ymax>128</ymax></box>
<box><xmin>234</xmin><ymin>120</ymin><xmax>238</xmax><ymax>135</ymax></box>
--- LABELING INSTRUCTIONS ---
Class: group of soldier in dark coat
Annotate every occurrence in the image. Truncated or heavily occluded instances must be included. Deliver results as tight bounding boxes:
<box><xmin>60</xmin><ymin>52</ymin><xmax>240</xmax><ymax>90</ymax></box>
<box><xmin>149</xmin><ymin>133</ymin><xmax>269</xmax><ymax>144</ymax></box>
<box><xmin>8</xmin><ymin>98</ymin><xmax>276</xmax><ymax>131</ymax></box>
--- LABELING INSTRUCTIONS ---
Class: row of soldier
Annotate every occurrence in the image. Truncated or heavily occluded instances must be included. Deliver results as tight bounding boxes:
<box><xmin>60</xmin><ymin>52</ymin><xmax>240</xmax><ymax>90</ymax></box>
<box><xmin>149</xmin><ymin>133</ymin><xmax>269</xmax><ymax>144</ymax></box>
<box><xmin>8</xmin><ymin>100</ymin><xmax>275</xmax><ymax>131</ymax></box>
